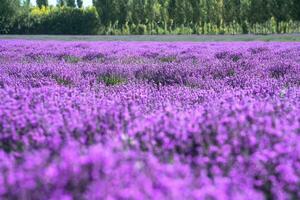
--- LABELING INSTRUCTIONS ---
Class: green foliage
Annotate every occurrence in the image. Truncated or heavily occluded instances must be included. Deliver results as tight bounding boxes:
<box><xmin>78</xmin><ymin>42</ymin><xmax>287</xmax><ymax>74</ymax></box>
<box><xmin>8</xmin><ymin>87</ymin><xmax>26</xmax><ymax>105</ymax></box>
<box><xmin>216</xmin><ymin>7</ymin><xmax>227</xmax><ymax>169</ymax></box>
<box><xmin>132</xmin><ymin>24</ymin><xmax>147</xmax><ymax>35</ymax></box>
<box><xmin>36</xmin><ymin>0</ymin><xmax>48</xmax><ymax>8</ymax></box>
<box><xmin>52</xmin><ymin>75</ymin><xmax>73</xmax><ymax>86</ymax></box>
<box><xmin>3</xmin><ymin>0</ymin><xmax>300</xmax><ymax>35</ymax></box>
<box><xmin>57</xmin><ymin>0</ymin><xmax>65</xmax><ymax>7</ymax></box>
<box><xmin>61</xmin><ymin>55</ymin><xmax>81</xmax><ymax>63</ymax></box>
<box><xmin>99</xmin><ymin>75</ymin><xmax>125</xmax><ymax>86</ymax></box>
<box><xmin>11</xmin><ymin>6</ymin><xmax>99</xmax><ymax>35</ymax></box>
<box><xmin>0</xmin><ymin>0</ymin><xmax>20</xmax><ymax>34</ymax></box>
<box><xmin>159</xmin><ymin>56</ymin><xmax>177</xmax><ymax>63</ymax></box>
<box><xmin>77</xmin><ymin>0</ymin><xmax>83</xmax><ymax>8</ymax></box>
<box><xmin>91</xmin><ymin>0</ymin><xmax>300</xmax><ymax>35</ymax></box>
<box><xmin>66</xmin><ymin>0</ymin><xmax>76</xmax><ymax>8</ymax></box>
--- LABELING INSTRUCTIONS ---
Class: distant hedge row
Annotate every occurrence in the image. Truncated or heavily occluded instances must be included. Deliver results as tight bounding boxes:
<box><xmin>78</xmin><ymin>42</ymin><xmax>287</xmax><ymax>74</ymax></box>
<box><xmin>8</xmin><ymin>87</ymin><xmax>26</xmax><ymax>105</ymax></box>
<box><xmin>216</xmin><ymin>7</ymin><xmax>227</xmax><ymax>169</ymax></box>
<box><xmin>10</xmin><ymin>7</ymin><xmax>99</xmax><ymax>35</ymax></box>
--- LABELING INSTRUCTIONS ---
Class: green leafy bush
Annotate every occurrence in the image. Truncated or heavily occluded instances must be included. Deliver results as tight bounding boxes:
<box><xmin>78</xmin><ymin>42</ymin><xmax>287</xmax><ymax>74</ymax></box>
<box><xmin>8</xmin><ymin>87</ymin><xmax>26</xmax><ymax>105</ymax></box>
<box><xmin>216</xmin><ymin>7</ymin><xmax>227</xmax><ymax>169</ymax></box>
<box><xmin>0</xmin><ymin>0</ymin><xmax>20</xmax><ymax>34</ymax></box>
<box><xmin>11</xmin><ymin>6</ymin><xmax>99</xmax><ymax>35</ymax></box>
<box><xmin>97</xmin><ymin>74</ymin><xmax>126</xmax><ymax>86</ymax></box>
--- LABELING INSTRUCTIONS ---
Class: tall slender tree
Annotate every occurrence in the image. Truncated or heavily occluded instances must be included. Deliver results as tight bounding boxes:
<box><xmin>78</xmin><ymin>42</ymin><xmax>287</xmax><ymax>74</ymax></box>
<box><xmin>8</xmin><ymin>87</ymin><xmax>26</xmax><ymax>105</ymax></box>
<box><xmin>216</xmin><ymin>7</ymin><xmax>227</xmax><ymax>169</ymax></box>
<box><xmin>93</xmin><ymin>0</ymin><xmax>110</xmax><ymax>25</ymax></box>
<box><xmin>76</xmin><ymin>0</ymin><xmax>83</xmax><ymax>8</ymax></box>
<box><xmin>36</xmin><ymin>0</ymin><xmax>48</xmax><ymax>8</ymax></box>
<box><xmin>57</xmin><ymin>0</ymin><xmax>65</xmax><ymax>6</ymax></box>
<box><xmin>66</xmin><ymin>0</ymin><xmax>76</xmax><ymax>7</ymax></box>
<box><xmin>75</xmin><ymin>0</ymin><xmax>300</xmax><ymax>34</ymax></box>
<box><xmin>24</xmin><ymin>0</ymin><xmax>31</xmax><ymax>7</ymax></box>
<box><xmin>0</xmin><ymin>0</ymin><xmax>20</xmax><ymax>33</ymax></box>
<box><xmin>291</xmin><ymin>0</ymin><xmax>300</xmax><ymax>21</ymax></box>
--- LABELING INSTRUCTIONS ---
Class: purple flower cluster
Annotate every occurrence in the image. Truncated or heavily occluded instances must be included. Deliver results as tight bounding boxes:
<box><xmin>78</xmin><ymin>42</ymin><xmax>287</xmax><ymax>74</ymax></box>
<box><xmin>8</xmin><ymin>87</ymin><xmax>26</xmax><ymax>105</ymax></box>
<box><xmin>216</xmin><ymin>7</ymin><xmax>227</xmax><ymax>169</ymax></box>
<box><xmin>0</xmin><ymin>40</ymin><xmax>300</xmax><ymax>199</ymax></box>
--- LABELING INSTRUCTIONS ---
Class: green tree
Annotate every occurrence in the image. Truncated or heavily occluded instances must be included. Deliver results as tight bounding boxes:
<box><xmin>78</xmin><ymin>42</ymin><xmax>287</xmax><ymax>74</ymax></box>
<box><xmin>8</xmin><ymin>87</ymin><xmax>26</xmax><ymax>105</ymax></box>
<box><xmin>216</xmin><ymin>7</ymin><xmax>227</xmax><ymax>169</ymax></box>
<box><xmin>66</xmin><ymin>0</ymin><xmax>76</xmax><ymax>7</ymax></box>
<box><xmin>167</xmin><ymin>0</ymin><xmax>176</xmax><ymax>22</ymax></box>
<box><xmin>57</xmin><ymin>0</ymin><xmax>65</xmax><ymax>6</ymax></box>
<box><xmin>248</xmin><ymin>0</ymin><xmax>271</xmax><ymax>25</ymax></box>
<box><xmin>76</xmin><ymin>0</ymin><xmax>83</xmax><ymax>8</ymax></box>
<box><xmin>131</xmin><ymin>0</ymin><xmax>146</xmax><ymax>24</ymax></box>
<box><xmin>189</xmin><ymin>0</ymin><xmax>203</xmax><ymax>24</ymax></box>
<box><xmin>223</xmin><ymin>0</ymin><xmax>241</xmax><ymax>24</ymax></box>
<box><xmin>167</xmin><ymin>0</ymin><xmax>191</xmax><ymax>25</ymax></box>
<box><xmin>291</xmin><ymin>0</ymin><xmax>300</xmax><ymax>21</ymax></box>
<box><xmin>271</xmin><ymin>0</ymin><xmax>292</xmax><ymax>22</ymax></box>
<box><xmin>7</xmin><ymin>0</ymin><xmax>299</xmax><ymax>35</ymax></box>
<box><xmin>0</xmin><ymin>0</ymin><xmax>20</xmax><ymax>33</ymax></box>
<box><xmin>23</xmin><ymin>0</ymin><xmax>31</xmax><ymax>7</ymax></box>
<box><xmin>93</xmin><ymin>0</ymin><xmax>119</xmax><ymax>25</ymax></box>
<box><xmin>36</xmin><ymin>0</ymin><xmax>48</xmax><ymax>8</ymax></box>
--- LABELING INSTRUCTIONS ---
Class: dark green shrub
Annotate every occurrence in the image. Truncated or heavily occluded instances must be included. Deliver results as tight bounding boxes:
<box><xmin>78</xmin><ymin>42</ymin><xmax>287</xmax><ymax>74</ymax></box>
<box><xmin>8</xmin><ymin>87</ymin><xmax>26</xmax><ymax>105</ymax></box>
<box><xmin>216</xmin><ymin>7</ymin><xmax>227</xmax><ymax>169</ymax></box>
<box><xmin>61</xmin><ymin>55</ymin><xmax>81</xmax><ymax>63</ymax></box>
<box><xmin>52</xmin><ymin>74</ymin><xmax>73</xmax><ymax>86</ymax></box>
<box><xmin>0</xmin><ymin>0</ymin><xmax>20</xmax><ymax>34</ymax></box>
<box><xmin>98</xmin><ymin>75</ymin><xmax>125</xmax><ymax>86</ymax></box>
<box><xmin>11</xmin><ymin>6</ymin><xmax>99</xmax><ymax>35</ymax></box>
<box><xmin>159</xmin><ymin>56</ymin><xmax>177</xmax><ymax>63</ymax></box>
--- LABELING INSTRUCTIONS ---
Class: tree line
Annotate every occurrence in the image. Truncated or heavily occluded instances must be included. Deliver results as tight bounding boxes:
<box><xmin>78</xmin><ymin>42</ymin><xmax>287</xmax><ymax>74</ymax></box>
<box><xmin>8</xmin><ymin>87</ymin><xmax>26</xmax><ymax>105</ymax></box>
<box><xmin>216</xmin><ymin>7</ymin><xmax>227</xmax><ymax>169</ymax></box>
<box><xmin>1</xmin><ymin>0</ymin><xmax>300</xmax><ymax>35</ymax></box>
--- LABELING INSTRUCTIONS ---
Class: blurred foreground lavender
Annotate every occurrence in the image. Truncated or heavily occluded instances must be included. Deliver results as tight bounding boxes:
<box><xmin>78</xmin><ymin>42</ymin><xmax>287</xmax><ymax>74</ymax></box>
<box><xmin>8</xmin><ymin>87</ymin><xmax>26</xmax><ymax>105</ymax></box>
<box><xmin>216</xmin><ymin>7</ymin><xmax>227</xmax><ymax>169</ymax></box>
<box><xmin>0</xmin><ymin>40</ymin><xmax>300</xmax><ymax>199</ymax></box>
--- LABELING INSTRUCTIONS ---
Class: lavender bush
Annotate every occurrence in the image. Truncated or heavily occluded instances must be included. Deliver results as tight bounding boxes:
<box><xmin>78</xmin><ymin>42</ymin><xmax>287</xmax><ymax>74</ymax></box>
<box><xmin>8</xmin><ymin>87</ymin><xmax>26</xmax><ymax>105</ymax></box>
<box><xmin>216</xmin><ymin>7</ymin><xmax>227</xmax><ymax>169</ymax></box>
<box><xmin>0</xmin><ymin>40</ymin><xmax>300</xmax><ymax>199</ymax></box>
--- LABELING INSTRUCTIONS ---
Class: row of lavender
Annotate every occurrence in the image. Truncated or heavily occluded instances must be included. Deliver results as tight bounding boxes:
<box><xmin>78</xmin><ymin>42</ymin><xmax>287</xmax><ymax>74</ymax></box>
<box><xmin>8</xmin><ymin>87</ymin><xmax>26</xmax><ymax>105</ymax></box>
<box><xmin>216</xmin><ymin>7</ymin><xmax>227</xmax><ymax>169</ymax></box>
<box><xmin>0</xmin><ymin>40</ymin><xmax>300</xmax><ymax>199</ymax></box>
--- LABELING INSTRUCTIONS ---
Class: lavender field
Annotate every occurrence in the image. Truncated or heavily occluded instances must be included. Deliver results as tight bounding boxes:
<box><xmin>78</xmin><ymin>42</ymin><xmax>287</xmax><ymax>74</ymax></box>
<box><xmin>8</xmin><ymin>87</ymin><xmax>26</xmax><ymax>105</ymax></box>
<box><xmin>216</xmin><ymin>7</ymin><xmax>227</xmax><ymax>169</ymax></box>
<box><xmin>0</xmin><ymin>40</ymin><xmax>300</xmax><ymax>199</ymax></box>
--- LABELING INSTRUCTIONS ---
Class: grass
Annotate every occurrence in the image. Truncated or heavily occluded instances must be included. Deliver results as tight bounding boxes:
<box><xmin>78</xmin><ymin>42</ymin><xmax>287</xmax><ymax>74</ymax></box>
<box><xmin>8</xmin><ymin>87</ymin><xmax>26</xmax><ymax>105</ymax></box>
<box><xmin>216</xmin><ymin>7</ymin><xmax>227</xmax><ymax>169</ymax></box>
<box><xmin>52</xmin><ymin>75</ymin><xmax>73</xmax><ymax>86</ymax></box>
<box><xmin>61</xmin><ymin>55</ymin><xmax>81</xmax><ymax>63</ymax></box>
<box><xmin>98</xmin><ymin>74</ymin><xmax>126</xmax><ymax>86</ymax></box>
<box><xmin>159</xmin><ymin>56</ymin><xmax>177</xmax><ymax>63</ymax></box>
<box><xmin>0</xmin><ymin>34</ymin><xmax>300</xmax><ymax>42</ymax></box>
